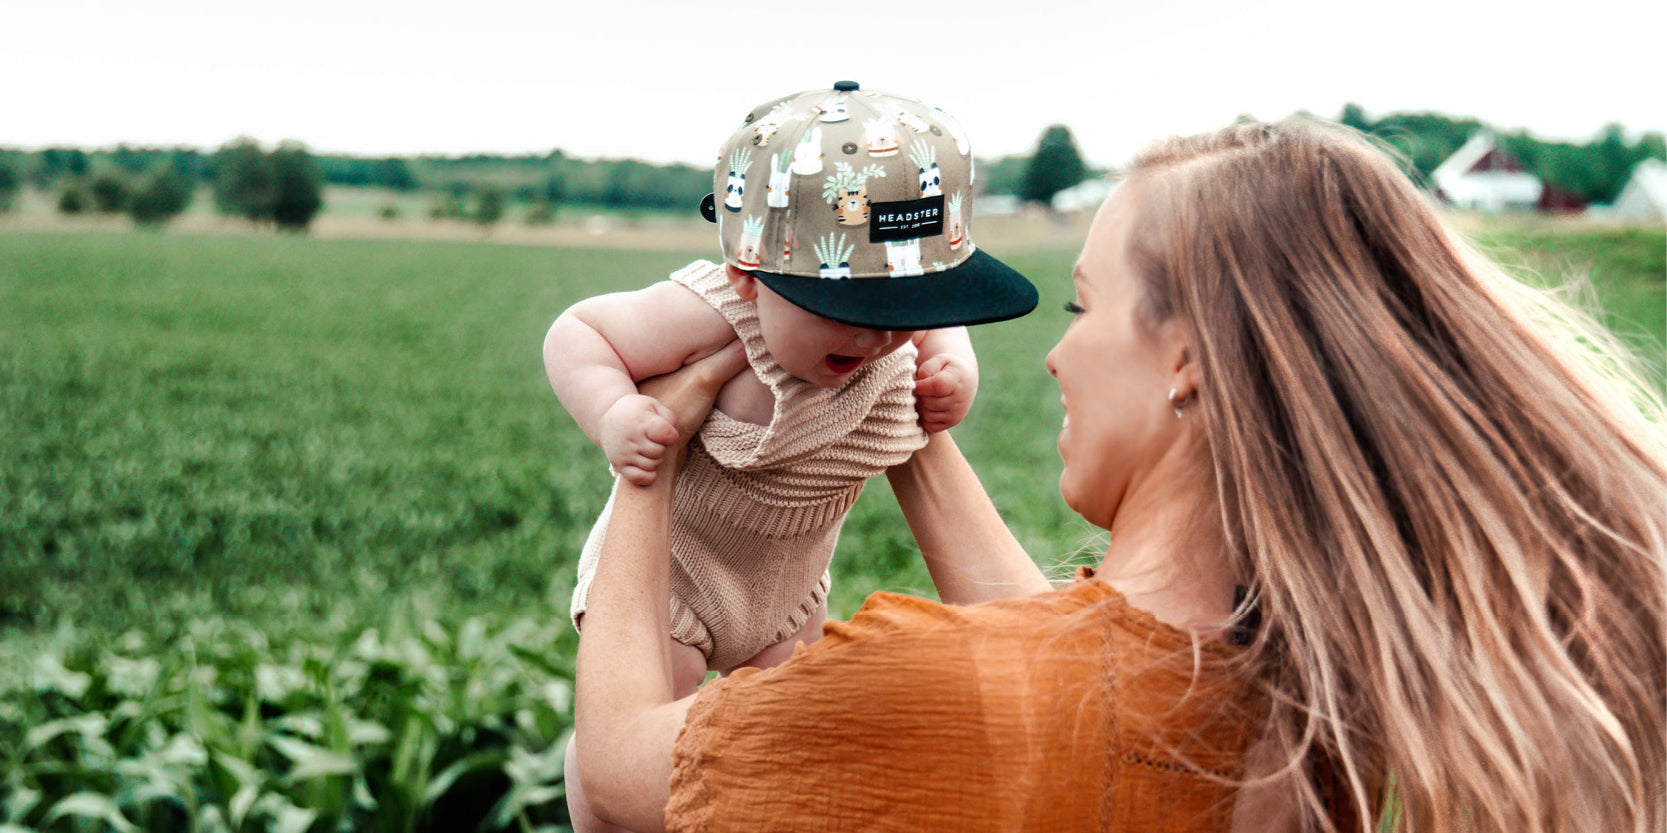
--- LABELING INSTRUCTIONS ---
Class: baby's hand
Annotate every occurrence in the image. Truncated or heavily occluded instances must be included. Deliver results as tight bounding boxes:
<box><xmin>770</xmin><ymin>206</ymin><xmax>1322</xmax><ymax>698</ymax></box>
<box><xmin>914</xmin><ymin>352</ymin><xmax>977</xmax><ymax>434</ymax></box>
<box><xmin>600</xmin><ymin>394</ymin><xmax>680</xmax><ymax>486</ymax></box>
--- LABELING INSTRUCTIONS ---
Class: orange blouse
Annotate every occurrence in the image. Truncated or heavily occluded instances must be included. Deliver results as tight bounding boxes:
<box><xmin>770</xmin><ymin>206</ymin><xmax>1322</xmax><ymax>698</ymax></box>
<box><xmin>666</xmin><ymin>569</ymin><xmax>1266</xmax><ymax>832</ymax></box>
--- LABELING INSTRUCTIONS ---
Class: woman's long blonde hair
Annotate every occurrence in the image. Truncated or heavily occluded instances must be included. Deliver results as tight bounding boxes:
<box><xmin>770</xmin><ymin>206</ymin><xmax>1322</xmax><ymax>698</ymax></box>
<box><xmin>1126</xmin><ymin>119</ymin><xmax>1665</xmax><ymax>832</ymax></box>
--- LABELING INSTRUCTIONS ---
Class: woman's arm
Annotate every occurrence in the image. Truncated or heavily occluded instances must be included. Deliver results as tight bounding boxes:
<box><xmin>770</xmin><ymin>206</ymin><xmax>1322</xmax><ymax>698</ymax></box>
<box><xmin>573</xmin><ymin>341</ymin><xmax>749</xmax><ymax>833</ymax></box>
<box><xmin>886</xmin><ymin>431</ymin><xmax>1052</xmax><ymax>605</ymax></box>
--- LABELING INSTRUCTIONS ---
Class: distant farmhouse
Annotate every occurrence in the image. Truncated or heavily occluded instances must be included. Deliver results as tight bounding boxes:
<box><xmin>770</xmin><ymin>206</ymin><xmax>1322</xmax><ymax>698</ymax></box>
<box><xmin>1609</xmin><ymin>158</ymin><xmax>1667</xmax><ymax>221</ymax></box>
<box><xmin>1051</xmin><ymin>177</ymin><xmax>1118</xmax><ymax>213</ymax></box>
<box><xmin>1432</xmin><ymin>132</ymin><xmax>1587</xmax><ymax>213</ymax></box>
<box><xmin>1433</xmin><ymin>132</ymin><xmax>1536</xmax><ymax>212</ymax></box>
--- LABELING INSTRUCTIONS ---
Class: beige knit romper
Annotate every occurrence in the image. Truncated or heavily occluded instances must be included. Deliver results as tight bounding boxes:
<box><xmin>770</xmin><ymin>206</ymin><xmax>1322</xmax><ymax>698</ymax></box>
<box><xmin>570</xmin><ymin>260</ymin><xmax>929</xmax><ymax>671</ymax></box>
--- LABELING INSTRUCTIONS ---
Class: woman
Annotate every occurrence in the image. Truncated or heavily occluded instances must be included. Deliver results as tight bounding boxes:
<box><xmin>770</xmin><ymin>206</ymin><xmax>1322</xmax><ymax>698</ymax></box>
<box><xmin>572</xmin><ymin>119</ymin><xmax>1666</xmax><ymax>833</ymax></box>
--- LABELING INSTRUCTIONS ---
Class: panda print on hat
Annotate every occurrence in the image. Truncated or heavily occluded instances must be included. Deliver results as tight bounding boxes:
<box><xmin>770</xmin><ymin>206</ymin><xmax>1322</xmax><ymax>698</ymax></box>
<box><xmin>815</xmin><ymin>98</ymin><xmax>850</xmax><ymax>123</ymax></box>
<box><xmin>724</xmin><ymin>147</ymin><xmax>753</xmax><ymax>213</ymax></box>
<box><xmin>908</xmin><ymin>142</ymin><xmax>941</xmax><ymax>197</ymax></box>
<box><xmin>815</xmin><ymin>233</ymin><xmax>854</xmax><ymax>280</ymax></box>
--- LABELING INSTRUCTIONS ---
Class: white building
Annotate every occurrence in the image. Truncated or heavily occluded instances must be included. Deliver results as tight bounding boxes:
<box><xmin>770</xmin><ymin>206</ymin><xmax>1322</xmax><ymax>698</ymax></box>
<box><xmin>1051</xmin><ymin>177</ymin><xmax>1119</xmax><ymax>212</ymax></box>
<box><xmin>1432</xmin><ymin>132</ymin><xmax>1543</xmax><ymax>213</ymax></box>
<box><xmin>1609</xmin><ymin>158</ymin><xmax>1667</xmax><ymax>221</ymax></box>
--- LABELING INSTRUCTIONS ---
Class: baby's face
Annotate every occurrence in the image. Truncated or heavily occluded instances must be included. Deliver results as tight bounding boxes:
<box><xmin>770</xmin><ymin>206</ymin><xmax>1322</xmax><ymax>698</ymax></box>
<box><xmin>748</xmin><ymin>280</ymin><xmax>916</xmax><ymax>388</ymax></box>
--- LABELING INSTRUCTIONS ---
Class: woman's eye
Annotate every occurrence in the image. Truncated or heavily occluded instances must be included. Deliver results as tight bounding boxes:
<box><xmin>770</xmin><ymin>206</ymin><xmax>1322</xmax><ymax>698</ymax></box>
<box><xmin>1063</xmin><ymin>301</ymin><xmax>1085</xmax><ymax>315</ymax></box>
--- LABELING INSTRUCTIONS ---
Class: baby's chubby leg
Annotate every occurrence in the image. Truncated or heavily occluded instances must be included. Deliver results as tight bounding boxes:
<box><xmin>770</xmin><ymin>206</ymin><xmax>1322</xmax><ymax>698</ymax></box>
<box><xmin>726</xmin><ymin>598</ymin><xmax>828</xmax><ymax>674</ymax></box>
<box><xmin>565</xmin><ymin>635</ymin><xmax>706</xmax><ymax>833</ymax></box>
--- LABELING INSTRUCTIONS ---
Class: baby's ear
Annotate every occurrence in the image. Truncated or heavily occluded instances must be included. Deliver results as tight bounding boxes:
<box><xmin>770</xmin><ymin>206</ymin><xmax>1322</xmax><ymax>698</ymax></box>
<box><xmin>724</xmin><ymin>264</ymin><xmax>759</xmax><ymax>301</ymax></box>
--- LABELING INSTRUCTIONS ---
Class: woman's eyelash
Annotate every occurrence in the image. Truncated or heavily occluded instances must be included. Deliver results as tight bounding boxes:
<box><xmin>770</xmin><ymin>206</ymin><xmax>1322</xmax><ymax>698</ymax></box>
<box><xmin>1064</xmin><ymin>301</ymin><xmax>1085</xmax><ymax>315</ymax></box>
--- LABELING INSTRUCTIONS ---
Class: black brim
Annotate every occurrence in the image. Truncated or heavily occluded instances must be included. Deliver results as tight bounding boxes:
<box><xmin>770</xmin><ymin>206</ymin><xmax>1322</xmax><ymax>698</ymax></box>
<box><xmin>749</xmin><ymin>248</ymin><xmax>1039</xmax><ymax>330</ymax></box>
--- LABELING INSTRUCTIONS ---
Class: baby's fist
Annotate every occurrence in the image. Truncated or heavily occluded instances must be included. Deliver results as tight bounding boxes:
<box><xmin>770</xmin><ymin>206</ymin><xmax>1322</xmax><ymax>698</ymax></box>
<box><xmin>914</xmin><ymin>353</ymin><xmax>977</xmax><ymax>433</ymax></box>
<box><xmin>600</xmin><ymin>394</ymin><xmax>680</xmax><ymax>486</ymax></box>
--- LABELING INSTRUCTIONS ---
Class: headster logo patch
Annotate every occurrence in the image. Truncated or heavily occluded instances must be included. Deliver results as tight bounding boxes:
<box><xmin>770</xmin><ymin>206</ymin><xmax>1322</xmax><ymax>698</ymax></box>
<box><xmin>869</xmin><ymin>195</ymin><xmax>945</xmax><ymax>243</ymax></box>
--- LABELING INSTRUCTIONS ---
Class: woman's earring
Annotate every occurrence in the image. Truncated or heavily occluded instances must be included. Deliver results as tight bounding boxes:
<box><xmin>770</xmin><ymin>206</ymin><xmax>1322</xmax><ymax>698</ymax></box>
<box><xmin>1168</xmin><ymin>387</ymin><xmax>1190</xmax><ymax>419</ymax></box>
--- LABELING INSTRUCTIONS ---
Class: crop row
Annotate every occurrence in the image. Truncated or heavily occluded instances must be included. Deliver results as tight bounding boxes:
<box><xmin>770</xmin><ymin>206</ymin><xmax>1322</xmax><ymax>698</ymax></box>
<box><xmin>2</xmin><ymin>607</ymin><xmax>576</xmax><ymax>833</ymax></box>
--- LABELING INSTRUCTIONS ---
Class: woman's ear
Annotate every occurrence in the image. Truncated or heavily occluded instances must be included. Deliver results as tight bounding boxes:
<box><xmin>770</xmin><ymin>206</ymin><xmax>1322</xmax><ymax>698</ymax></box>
<box><xmin>1162</xmin><ymin>322</ymin><xmax>1200</xmax><ymax>405</ymax></box>
<box><xmin>724</xmin><ymin>264</ymin><xmax>759</xmax><ymax>301</ymax></box>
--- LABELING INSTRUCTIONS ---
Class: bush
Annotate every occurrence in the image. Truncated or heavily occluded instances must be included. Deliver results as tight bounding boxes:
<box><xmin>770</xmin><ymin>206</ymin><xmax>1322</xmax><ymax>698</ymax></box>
<box><xmin>0</xmin><ymin>158</ymin><xmax>21</xmax><ymax>213</ymax></box>
<box><xmin>129</xmin><ymin>169</ymin><xmax>194</xmax><ymax>227</ymax></box>
<box><xmin>56</xmin><ymin>182</ymin><xmax>89</xmax><ymax>214</ymax></box>
<box><xmin>524</xmin><ymin>201</ymin><xmax>556</xmax><ymax>226</ymax></box>
<box><xmin>431</xmin><ymin>188</ymin><xmax>467</xmax><ymax>221</ymax></box>
<box><xmin>89</xmin><ymin>173</ymin><xmax>132</xmax><ymax>214</ymax></box>
<box><xmin>379</xmin><ymin>202</ymin><xmax>401</xmax><ymax>221</ymax></box>
<box><xmin>271</xmin><ymin>143</ymin><xmax>323</xmax><ymax>231</ymax></box>
<box><xmin>211</xmin><ymin>139</ymin><xmax>324</xmax><ymax>230</ymax></box>
<box><xmin>475</xmin><ymin>187</ymin><xmax>505</xmax><ymax>227</ymax></box>
<box><xmin>212</xmin><ymin>138</ymin><xmax>275</xmax><ymax>221</ymax></box>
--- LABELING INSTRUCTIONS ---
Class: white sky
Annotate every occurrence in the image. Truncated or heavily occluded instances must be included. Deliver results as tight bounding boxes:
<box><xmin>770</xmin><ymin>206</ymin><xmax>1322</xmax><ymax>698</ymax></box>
<box><xmin>4</xmin><ymin>0</ymin><xmax>1663</xmax><ymax>168</ymax></box>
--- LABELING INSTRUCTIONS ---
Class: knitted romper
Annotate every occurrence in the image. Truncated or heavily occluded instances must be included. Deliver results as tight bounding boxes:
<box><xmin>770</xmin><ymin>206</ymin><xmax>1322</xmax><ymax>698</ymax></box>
<box><xmin>570</xmin><ymin>261</ymin><xmax>929</xmax><ymax>671</ymax></box>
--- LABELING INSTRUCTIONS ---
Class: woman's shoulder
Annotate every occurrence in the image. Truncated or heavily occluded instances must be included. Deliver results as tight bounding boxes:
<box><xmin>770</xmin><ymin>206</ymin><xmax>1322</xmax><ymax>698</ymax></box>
<box><xmin>819</xmin><ymin>568</ymin><xmax>1237</xmax><ymax>656</ymax></box>
<box><xmin>689</xmin><ymin>570</ymin><xmax>1247</xmax><ymax>738</ymax></box>
<box><xmin>818</xmin><ymin>569</ymin><xmax>1119</xmax><ymax>646</ymax></box>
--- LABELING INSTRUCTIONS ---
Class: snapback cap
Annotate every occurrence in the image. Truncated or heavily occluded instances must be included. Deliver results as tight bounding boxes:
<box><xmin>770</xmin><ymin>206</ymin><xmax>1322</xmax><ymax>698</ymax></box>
<box><xmin>710</xmin><ymin>81</ymin><xmax>1038</xmax><ymax>331</ymax></box>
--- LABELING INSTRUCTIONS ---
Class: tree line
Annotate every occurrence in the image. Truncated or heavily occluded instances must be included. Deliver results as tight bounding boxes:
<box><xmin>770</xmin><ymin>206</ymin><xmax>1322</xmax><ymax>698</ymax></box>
<box><xmin>0</xmin><ymin>135</ymin><xmax>1093</xmax><ymax>226</ymax></box>
<box><xmin>0</xmin><ymin>139</ymin><xmax>324</xmax><ymax>229</ymax></box>
<box><xmin>1338</xmin><ymin>104</ymin><xmax>1664</xmax><ymax>204</ymax></box>
<box><xmin>1</xmin><ymin>108</ymin><xmax>1660</xmax><ymax>228</ymax></box>
<box><xmin>1002</xmin><ymin>109</ymin><xmax>1665</xmax><ymax>209</ymax></box>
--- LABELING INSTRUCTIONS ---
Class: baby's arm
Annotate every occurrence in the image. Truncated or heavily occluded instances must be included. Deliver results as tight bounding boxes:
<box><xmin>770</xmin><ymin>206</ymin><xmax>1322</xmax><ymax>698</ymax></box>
<box><xmin>911</xmin><ymin>327</ymin><xmax>979</xmax><ymax>433</ymax></box>
<box><xmin>544</xmin><ymin>281</ymin><xmax>737</xmax><ymax>484</ymax></box>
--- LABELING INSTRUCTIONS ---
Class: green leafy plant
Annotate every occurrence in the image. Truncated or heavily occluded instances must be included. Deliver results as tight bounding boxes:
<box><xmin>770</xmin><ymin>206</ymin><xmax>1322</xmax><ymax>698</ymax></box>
<box><xmin>2</xmin><ymin>610</ymin><xmax>574</xmax><ymax>832</ymax></box>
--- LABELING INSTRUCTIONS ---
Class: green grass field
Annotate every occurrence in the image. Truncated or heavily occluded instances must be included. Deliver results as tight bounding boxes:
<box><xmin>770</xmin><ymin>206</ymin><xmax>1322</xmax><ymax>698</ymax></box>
<box><xmin>0</xmin><ymin>232</ymin><xmax>1086</xmax><ymax>635</ymax></box>
<box><xmin>0</xmin><ymin>220</ymin><xmax>1660</xmax><ymax>832</ymax></box>
<box><xmin>1468</xmin><ymin>221</ymin><xmax>1666</xmax><ymax>375</ymax></box>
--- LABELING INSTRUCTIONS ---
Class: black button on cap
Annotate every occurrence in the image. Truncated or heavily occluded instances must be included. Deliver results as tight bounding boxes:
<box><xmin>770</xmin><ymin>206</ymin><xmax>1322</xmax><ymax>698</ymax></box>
<box><xmin>699</xmin><ymin>193</ymin><xmax>717</xmax><ymax>223</ymax></box>
<box><xmin>833</xmin><ymin>80</ymin><xmax>859</xmax><ymax>91</ymax></box>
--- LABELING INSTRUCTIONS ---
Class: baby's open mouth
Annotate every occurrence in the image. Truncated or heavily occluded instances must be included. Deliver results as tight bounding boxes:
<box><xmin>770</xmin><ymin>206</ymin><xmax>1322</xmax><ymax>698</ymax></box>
<box><xmin>825</xmin><ymin>354</ymin><xmax>863</xmax><ymax>374</ymax></box>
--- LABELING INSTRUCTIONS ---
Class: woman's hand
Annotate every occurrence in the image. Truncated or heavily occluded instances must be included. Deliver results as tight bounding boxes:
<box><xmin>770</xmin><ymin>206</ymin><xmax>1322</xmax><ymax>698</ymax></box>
<box><xmin>637</xmin><ymin>339</ymin><xmax>749</xmax><ymax>455</ymax></box>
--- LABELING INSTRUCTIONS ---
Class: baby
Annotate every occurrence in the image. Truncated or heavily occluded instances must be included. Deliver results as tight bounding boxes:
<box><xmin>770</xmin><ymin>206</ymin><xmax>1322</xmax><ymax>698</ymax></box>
<box><xmin>545</xmin><ymin>80</ymin><xmax>1036</xmax><ymax>833</ymax></box>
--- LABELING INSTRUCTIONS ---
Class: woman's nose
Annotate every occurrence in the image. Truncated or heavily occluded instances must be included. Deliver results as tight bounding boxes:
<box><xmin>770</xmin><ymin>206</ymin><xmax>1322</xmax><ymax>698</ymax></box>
<box><xmin>1044</xmin><ymin>345</ymin><xmax>1059</xmax><ymax>377</ymax></box>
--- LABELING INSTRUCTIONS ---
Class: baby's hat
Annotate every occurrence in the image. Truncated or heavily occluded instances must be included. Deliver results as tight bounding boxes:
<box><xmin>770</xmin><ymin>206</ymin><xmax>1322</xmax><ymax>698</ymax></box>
<box><xmin>704</xmin><ymin>81</ymin><xmax>1037</xmax><ymax>331</ymax></box>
